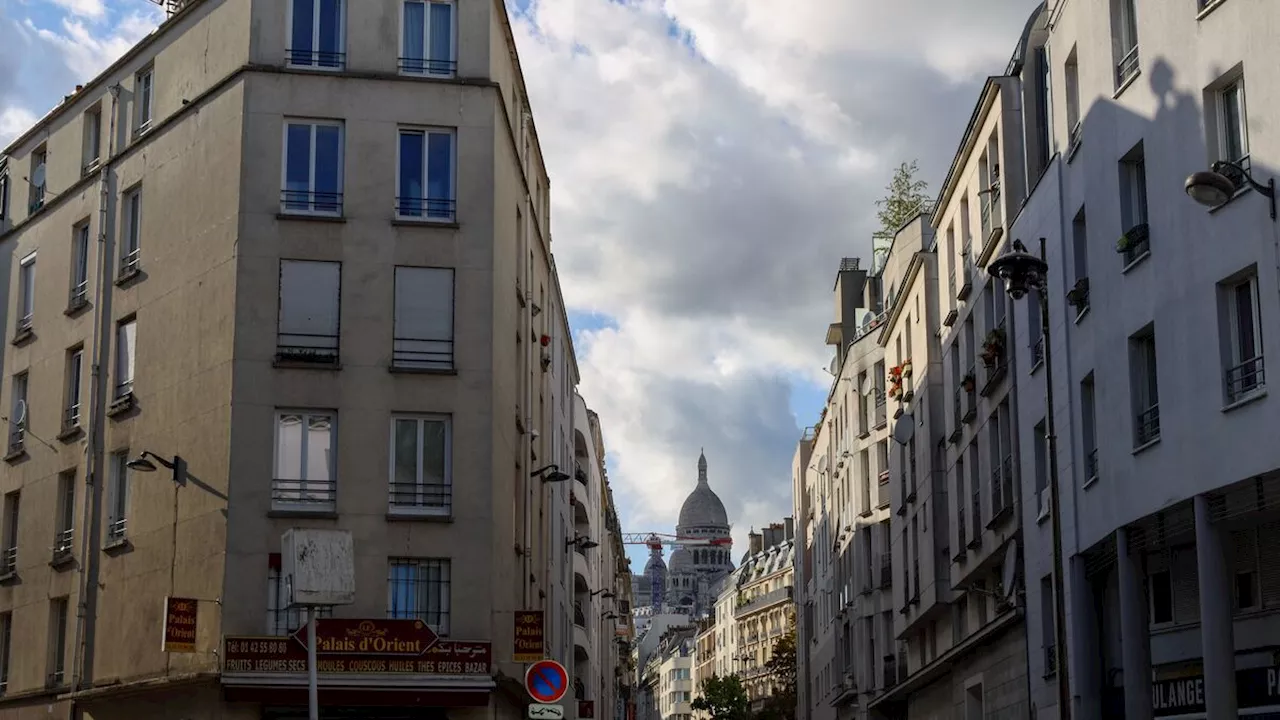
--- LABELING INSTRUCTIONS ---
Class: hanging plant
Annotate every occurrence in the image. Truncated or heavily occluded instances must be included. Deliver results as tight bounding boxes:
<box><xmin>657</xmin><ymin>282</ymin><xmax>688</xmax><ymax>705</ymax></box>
<box><xmin>1066</xmin><ymin>278</ymin><xmax>1090</xmax><ymax>308</ymax></box>
<box><xmin>888</xmin><ymin>383</ymin><xmax>903</xmax><ymax>400</ymax></box>
<box><xmin>901</xmin><ymin>359</ymin><xmax>913</xmax><ymax>377</ymax></box>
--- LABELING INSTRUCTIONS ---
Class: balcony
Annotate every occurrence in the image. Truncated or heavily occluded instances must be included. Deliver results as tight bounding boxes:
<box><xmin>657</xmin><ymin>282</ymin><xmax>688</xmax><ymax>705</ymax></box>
<box><xmin>0</xmin><ymin>545</ymin><xmax>15</xmax><ymax>577</ymax></box>
<box><xmin>276</xmin><ymin>331</ymin><xmax>339</xmax><ymax>365</ymax></box>
<box><xmin>956</xmin><ymin>249</ymin><xmax>974</xmax><ymax>301</ymax></box>
<box><xmin>52</xmin><ymin>528</ymin><xmax>74</xmax><ymax>565</ymax></box>
<box><xmin>280</xmin><ymin>189</ymin><xmax>343</xmax><ymax>216</ymax></box>
<box><xmin>1085</xmin><ymin>447</ymin><xmax>1099</xmax><ymax>485</ymax></box>
<box><xmin>272</xmin><ymin>478</ymin><xmax>337</xmax><ymax>513</ymax></box>
<box><xmin>734</xmin><ymin>586</ymin><xmax>793</xmax><ymax>618</ymax></box>
<box><xmin>1115</xmin><ymin>44</ymin><xmax>1140</xmax><ymax>88</ymax></box>
<box><xmin>1135</xmin><ymin>403</ymin><xmax>1160</xmax><ymax>447</ymax></box>
<box><xmin>980</xmin><ymin>324</ymin><xmax>1008</xmax><ymax>395</ymax></box>
<box><xmin>1226</xmin><ymin>356</ymin><xmax>1265</xmax><ymax>403</ymax></box>
<box><xmin>575</xmin><ymin>460</ymin><xmax>589</xmax><ymax>485</ymax></box>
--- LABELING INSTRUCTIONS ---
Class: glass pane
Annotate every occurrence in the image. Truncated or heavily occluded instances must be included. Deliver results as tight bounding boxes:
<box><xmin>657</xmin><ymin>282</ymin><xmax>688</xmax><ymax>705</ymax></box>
<box><xmin>118</xmin><ymin>321</ymin><xmax>136</xmax><ymax>385</ymax></box>
<box><xmin>1236</xmin><ymin>282</ymin><xmax>1256</xmax><ymax>360</ymax></box>
<box><xmin>403</xmin><ymin>1</ymin><xmax>426</xmax><ymax>70</ymax></box>
<box><xmin>398</xmin><ymin>131</ymin><xmax>424</xmax><ymax>215</ymax></box>
<box><xmin>291</xmin><ymin>0</ymin><xmax>315</xmax><ymax>63</ymax></box>
<box><xmin>422</xmin><ymin>420</ymin><xmax>446</xmax><ymax>483</ymax></box>
<box><xmin>426</xmin><ymin>132</ymin><xmax>452</xmax><ymax>217</ymax></box>
<box><xmin>318</xmin><ymin>0</ymin><xmax>341</xmax><ymax>66</ymax></box>
<box><xmin>389</xmin><ymin>563</ymin><xmax>417</xmax><ymax>617</ymax></box>
<box><xmin>314</xmin><ymin>125</ymin><xmax>341</xmax><ymax>211</ymax></box>
<box><xmin>20</xmin><ymin>263</ymin><xmax>33</xmax><ymax>314</ymax></box>
<box><xmin>429</xmin><ymin>2</ymin><xmax>452</xmax><ymax>72</ymax></box>
<box><xmin>285</xmin><ymin>124</ymin><xmax>313</xmax><ymax>209</ymax></box>
<box><xmin>394</xmin><ymin>419</ymin><xmax>419</xmax><ymax>491</ymax></box>
<box><xmin>305</xmin><ymin>415</ymin><xmax>332</xmax><ymax>482</ymax></box>
<box><xmin>75</xmin><ymin>228</ymin><xmax>89</xmax><ymax>284</ymax></box>
<box><xmin>277</xmin><ymin>414</ymin><xmax>303</xmax><ymax>479</ymax></box>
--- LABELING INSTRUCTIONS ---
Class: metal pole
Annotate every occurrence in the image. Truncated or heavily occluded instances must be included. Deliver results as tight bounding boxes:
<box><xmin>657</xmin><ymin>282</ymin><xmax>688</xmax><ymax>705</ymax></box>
<box><xmin>307</xmin><ymin>607</ymin><xmax>319</xmax><ymax>720</ymax></box>
<box><xmin>1039</xmin><ymin>235</ymin><xmax>1072</xmax><ymax>720</ymax></box>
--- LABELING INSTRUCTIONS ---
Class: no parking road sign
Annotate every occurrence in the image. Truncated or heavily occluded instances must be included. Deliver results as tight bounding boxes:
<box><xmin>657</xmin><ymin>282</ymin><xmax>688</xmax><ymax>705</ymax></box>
<box><xmin>525</xmin><ymin>659</ymin><xmax>569</xmax><ymax>704</ymax></box>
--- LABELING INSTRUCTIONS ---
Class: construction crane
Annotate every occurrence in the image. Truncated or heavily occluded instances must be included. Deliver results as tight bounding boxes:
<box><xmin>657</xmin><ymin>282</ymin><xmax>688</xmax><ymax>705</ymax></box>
<box><xmin>621</xmin><ymin>533</ymin><xmax>732</xmax><ymax>551</ymax></box>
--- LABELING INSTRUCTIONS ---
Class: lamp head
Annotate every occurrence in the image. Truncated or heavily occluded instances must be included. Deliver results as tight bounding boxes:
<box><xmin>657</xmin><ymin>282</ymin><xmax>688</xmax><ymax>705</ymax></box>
<box><xmin>127</xmin><ymin>456</ymin><xmax>158</xmax><ymax>472</ymax></box>
<box><xmin>988</xmin><ymin>242</ymin><xmax>1049</xmax><ymax>300</ymax></box>
<box><xmin>1185</xmin><ymin>168</ymin><xmax>1236</xmax><ymax>208</ymax></box>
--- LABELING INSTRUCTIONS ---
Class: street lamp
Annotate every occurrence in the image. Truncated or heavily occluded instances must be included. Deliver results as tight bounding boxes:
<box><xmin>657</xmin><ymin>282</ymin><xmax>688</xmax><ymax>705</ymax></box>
<box><xmin>127</xmin><ymin>450</ymin><xmax>187</xmax><ymax>485</ymax></box>
<box><xmin>1184</xmin><ymin>160</ymin><xmax>1276</xmax><ymax>220</ymax></box>
<box><xmin>988</xmin><ymin>238</ymin><xmax>1072</xmax><ymax>720</ymax></box>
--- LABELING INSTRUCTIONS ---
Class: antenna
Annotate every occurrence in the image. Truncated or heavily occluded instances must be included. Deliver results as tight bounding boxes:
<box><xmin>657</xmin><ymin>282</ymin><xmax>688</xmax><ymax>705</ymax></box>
<box><xmin>30</xmin><ymin>164</ymin><xmax>46</xmax><ymax>189</ymax></box>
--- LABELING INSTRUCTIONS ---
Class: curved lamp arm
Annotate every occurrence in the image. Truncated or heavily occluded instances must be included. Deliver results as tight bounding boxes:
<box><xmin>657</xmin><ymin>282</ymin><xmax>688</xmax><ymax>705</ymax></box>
<box><xmin>1212</xmin><ymin>160</ymin><xmax>1277</xmax><ymax>220</ymax></box>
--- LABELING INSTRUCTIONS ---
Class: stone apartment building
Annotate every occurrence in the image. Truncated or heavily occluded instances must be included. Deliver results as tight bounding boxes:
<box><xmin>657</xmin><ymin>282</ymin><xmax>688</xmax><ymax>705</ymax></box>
<box><xmin>0</xmin><ymin>0</ymin><xmax>627</xmax><ymax>718</ymax></box>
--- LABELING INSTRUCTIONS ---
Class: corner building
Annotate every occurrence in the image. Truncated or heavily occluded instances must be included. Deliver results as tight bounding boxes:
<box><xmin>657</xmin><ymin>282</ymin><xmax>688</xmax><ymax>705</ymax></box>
<box><xmin>0</xmin><ymin>0</ymin><xmax>615</xmax><ymax>718</ymax></box>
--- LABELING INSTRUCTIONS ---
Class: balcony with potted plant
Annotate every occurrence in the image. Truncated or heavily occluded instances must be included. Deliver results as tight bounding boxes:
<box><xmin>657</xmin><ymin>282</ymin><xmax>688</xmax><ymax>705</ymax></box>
<box><xmin>979</xmin><ymin>326</ymin><xmax>1007</xmax><ymax>395</ymax></box>
<box><xmin>1066</xmin><ymin>277</ymin><xmax>1089</xmax><ymax>322</ymax></box>
<box><xmin>1116</xmin><ymin>222</ymin><xmax>1149</xmax><ymax>269</ymax></box>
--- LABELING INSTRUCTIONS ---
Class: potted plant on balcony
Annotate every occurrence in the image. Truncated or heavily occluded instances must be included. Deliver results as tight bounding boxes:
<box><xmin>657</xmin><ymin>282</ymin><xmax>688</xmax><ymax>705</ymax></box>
<box><xmin>961</xmin><ymin>372</ymin><xmax>976</xmax><ymax>393</ymax></box>
<box><xmin>1065</xmin><ymin>277</ymin><xmax>1089</xmax><ymax>308</ymax></box>
<box><xmin>1115</xmin><ymin>223</ymin><xmax>1149</xmax><ymax>254</ymax></box>
<box><xmin>980</xmin><ymin>327</ymin><xmax>1006</xmax><ymax>368</ymax></box>
<box><xmin>900</xmin><ymin>358</ymin><xmax>913</xmax><ymax>378</ymax></box>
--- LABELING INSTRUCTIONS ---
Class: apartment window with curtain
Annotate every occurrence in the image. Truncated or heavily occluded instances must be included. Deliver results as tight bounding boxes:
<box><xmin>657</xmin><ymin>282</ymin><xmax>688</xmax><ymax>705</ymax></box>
<box><xmin>1220</xmin><ymin>270</ymin><xmax>1264</xmax><ymax>403</ymax></box>
<box><xmin>273</xmin><ymin>411</ymin><xmax>337</xmax><ymax>512</ymax></box>
<box><xmin>1129</xmin><ymin>328</ymin><xmax>1160</xmax><ymax>447</ymax></box>
<box><xmin>16</xmin><ymin>252</ymin><xmax>34</xmax><ymax>334</ymax></box>
<box><xmin>277</xmin><ymin>260</ymin><xmax>341</xmax><ymax>364</ymax></box>
<box><xmin>1111</xmin><ymin>0</ymin><xmax>1139</xmax><ymax>88</ymax></box>
<box><xmin>389</xmin><ymin>415</ymin><xmax>452</xmax><ymax>515</ymax></box>
<box><xmin>1118</xmin><ymin>146</ymin><xmax>1149</xmax><ymax>266</ymax></box>
<box><xmin>393</xmin><ymin>266</ymin><xmax>455</xmax><ymax>370</ymax></box>
<box><xmin>115</xmin><ymin>318</ymin><xmax>136</xmax><ymax>399</ymax></box>
<box><xmin>400</xmin><ymin>0</ymin><xmax>456</xmax><ymax>76</ymax></box>
<box><xmin>64</xmin><ymin>346</ymin><xmax>83</xmax><ymax>431</ymax></box>
<box><xmin>70</xmin><ymin>222</ymin><xmax>90</xmax><ymax>309</ymax></box>
<box><xmin>288</xmin><ymin>0</ymin><xmax>345</xmax><ymax>68</ymax></box>
<box><xmin>281</xmin><ymin>120</ymin><xmax>344</xmax><ymax>215</ymax></box>
<box><xmin>106</xmin><ymin>450</ymin><xmax>129</xmax><ymax>545</ymax></box>
<box><xmin>396</xmin><ymin>128</ymin><xmax>457</xmax><ymax>221</ymax></box>
<box><xmin>120</xmin><ymin>185</ymin><xmax>142</xmax><ymax>276</ymax></box>
<box><xmin>387</xmin><ymin>558</ymin><xmax>451</xmax><ymax>634</ymax></box>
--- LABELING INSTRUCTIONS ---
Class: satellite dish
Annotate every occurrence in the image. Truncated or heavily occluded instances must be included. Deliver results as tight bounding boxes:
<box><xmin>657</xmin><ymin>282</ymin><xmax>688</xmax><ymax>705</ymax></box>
<box><xmin>857</xmin><ymin>310</ymin><xmax>876</xmax><ymax>334</ymax></box>
<box><xmin>859</xmin><ymin>375</ymin><xmax>872</xmax><ymax>396</ymax></box>
<box><xmin>1000</xmin><ymin>540</ymin><xmax>1020</xmax><ymax>599</ymax></box>
<box><xmin>12</xmin><ymin>399</ymin><xmax>27</xmax><ymax>427</ymax></box>
<box><xmin>891</xmin><ymin>414</ymin><xmax>914</xmax><ymax>446</ymax></box>
<box><xmin>30</xmin><ymin>164</ymin><xmax>46</xmax><ymax>189</ymax></box>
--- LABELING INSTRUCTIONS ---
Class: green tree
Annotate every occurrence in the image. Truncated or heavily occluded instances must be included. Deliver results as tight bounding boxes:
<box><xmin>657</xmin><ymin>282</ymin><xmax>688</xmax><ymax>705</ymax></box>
<box><xmin>754</xmin><ymin>622</ymin><xmax>798</xmax><ymax>720</ymax></box>
<box><xmin>692</xmin><ymin>674</ymin><xmax>751</xmax><ymax>720</ymax></box>
<box><xmin>873</xmin><ymin>160</ymin><xmax>931</xmax><ymax>251</ymax></box>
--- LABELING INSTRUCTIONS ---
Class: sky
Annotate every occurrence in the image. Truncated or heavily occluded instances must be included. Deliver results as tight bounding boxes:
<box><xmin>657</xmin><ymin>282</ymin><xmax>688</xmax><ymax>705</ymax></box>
<box><xmin>0</xmin><ymin>0</ymin><xmax>1040</xmax><ymax>572</ymax></box>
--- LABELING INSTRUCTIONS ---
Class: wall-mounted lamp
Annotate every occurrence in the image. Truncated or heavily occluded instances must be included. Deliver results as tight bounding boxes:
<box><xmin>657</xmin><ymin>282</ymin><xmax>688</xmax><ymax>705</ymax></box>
<box><xmin>603</xmin><ymin>612</ymin><xmax>619</xmax><ymax>620</ymax></box>
<box><xmin>567</xmin><ymin>534</ymin><xmax>599</xmax><ymax>550</ymax></box>
<box><xmin>1185</xmin><ymin>160</ymin><xmax>1276</xmax><ymax>220</ymax></box>
<box><xmin>127</xmin><ymin>451</ymin><xmax>187</xmax><ymax>485</ymax></box>
<box><xmin>531</xmin><ymin>464</ymin><xmax>571</xmax><ymax>483</ymax></box>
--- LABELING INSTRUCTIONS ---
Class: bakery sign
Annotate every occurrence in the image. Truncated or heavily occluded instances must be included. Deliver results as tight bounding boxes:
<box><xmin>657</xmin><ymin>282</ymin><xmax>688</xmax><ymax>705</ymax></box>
<box><xmin>224</xmin><ymin>619</ymin><xmax>491</xmax><ymax>676</ymax></box>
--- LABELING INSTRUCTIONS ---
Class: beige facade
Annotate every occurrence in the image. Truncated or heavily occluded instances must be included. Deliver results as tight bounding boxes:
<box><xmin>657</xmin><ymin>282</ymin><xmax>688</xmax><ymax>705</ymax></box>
<box><xmin>727</xmin><ymin>525</ymin><xmax>794</xmax><ymax>706</ymax></box>
<box><xmin>0</xmin><ymin>1</ymin><xmax>625</xmax><ymax>719</ymax></box>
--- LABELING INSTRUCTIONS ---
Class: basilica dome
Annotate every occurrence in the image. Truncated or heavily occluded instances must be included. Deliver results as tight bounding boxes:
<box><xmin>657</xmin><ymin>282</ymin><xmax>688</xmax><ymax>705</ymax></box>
<box><xmin>677</xmin><ymin>450</ymin><xmax>730</xmax><ymax>530</ymax></box>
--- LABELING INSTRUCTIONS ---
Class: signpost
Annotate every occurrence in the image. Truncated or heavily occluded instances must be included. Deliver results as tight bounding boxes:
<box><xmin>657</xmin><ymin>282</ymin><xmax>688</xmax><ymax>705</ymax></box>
<box><xmin>514</xmin><ymin>610</ymin><xmax>545</xmax><ymax>663</ymax></box>
<box><xmin>281</xmin><ymin>529</ymin><xmax>355</xmax><ymax>720</ymax></box>
<box><xmin>223</xmin><ymin>634</ymin><xmax>492</xmax><ymax>676</ymax></box>
<box><xmin>525</xmin><ymin>659</ymin><xmax>569</xmax><ymax>704</ymax></box>
<box><xmin>161</xmin><ymin>596</ymin><xmax>198</xmax><ymax>653</ymax></box>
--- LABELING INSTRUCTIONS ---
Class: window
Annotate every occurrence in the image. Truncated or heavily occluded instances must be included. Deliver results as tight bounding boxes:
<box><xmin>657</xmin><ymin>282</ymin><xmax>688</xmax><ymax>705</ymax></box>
<box><xmin>1041</xmin><ymin>576</ymin><xmax>1056</xmax><ymax>677</ymax></box>
<box><xmin>1111</xmin><ymin>0</ymin><xmax>1139</xmax><ymax>88</ymax></box>
<box><xmin>71</xmin><ymin>223</ymin><xmax>90</xmax><ymax>308</ymax></box>
<box><xmin>400</xmin><ymin>0</ymin><xmax>456</xmax><ymax>76</ymax></box>
<box><xmin>396</xmin><ymin>128</ymin><xmax>456</xmax><ymax>221</ymax></box>
<box><xmin>1034</xmin><ymin>46</ymin><xmax>1052</xmax><ymax>171</ymax></box>
<box><xmin>135</xmin><ymin>67</ymin><xmax>154</xmax><ymax>133</ymax></box>
<box><xmin>30</xmin><ymin>146</ymin><xmax>47</xmax><ymax>212</ymax></box>
<box><xmin>1081</xmin><ymin>373</ymin><xmax>1098</xmax><ymax>485</ymax></box>
<box><xmin>54</xmin><ymin>472</ymin><xmax>75</xmax><ymax>561</ymax></box>
<box><xmin>1130</xmin><ymin>329</ymin><xmax>1160</xmax><ymax>447</ymax></box>
<box><xmin>267</xmin><ymin>555</ymin><xmax>332</xmax><ymax>634</ymax></box>
<box><xmin>64</xmin><ymin>347</ymin><xmax>83</xmax><ymax>429</ymax></box>
<box><xmin>281</xmin><ymin>120</ymin><xmax>344</xmax><ymax>215</ymax></box>
<box><xmin>1029</xmin><ymin>289</ymin><xmax>1044</xmax><ymax>369</ymax></box>
<box><xmin>387</xmin><ymin>558</ymin><xmax>451</xmax><ymax>634</ymax></box>
<box><xmin>1149</xmin><ymin>569</ymin><xmax>1173</xmax><ymax>624</ymax></box>
<box><xmin>1069</xmin><ymin>209</ymin><xmax>1089</xmax><ymax>318</ymax></box>
<box><xmin>83</xmin><ymin>107</ymin><xmax>102</xmax><ymax>173</ymax></box>
<box><xmin>273</xmin><ymin>411</ymin><xmax>336</xmax><ymax>511</ymax></box>
<box><xmin>1064</xmin><ymin>48</ymin><xmax>1081</xmax><ymax>152</ymax></box>
<box><xmin>1216</xmin><ymin>79</ymin><xmax>1248</xmax><ymax>167</ymax></box>
<box><xmin>1034</xmin><ymin>420</ymin><xmax>1048</xmax><ymax>519</ymax></box>
<box><xmin>390</xmin><ymin>415</ymin><xmax>452</xmax><ymax>515</ymax></box>
<box><xmin>277</xmin><ymin>260</ymin><xmax>341</xmax><ymax>363</ymax></box>
<box><xmin>393</xmin><ymin>266</ymin><xmax>454</xmax><ymax>369</ymax></box>
<box><xmin>48</xmin><ymin>597</ymin><xmax>68</xmax><ymax>686</ymax></box>
<box><xmin>8</xmin><ymin>373</ymin><xmax>27</xmax><ymax>454</ymax></box>
<box><xmin>120</xmin><ymin>186</ymin><xmax>142</xmax><ymax>275</ymax></box>
<box><xmin>0</xmin><ymin>612</ymin><xmax>10</xmax><ymax>694</ymax></box>
<box><xmin>0</xmin><ymin>492</ymin><xmax>17</xmax><ymax>575</ymax></box>
<box><xmin>16</xmin><ymin>252</ymin><xmax>35</xmax><ymax>333</ymax></box>
<box><xmin>288</xmin><ymin>0</ymin><xmax>345</xmax><ymax>68</ymax></box>
<box><xmin>115</xmin><ymin>319</ymin><xmax>136</xmax><ymax>399</ymax></box>
<box><xmin>1222</xmin><ymin>272</ymin><xmax>1263</xmax><ymax>403</ymax></box>
<box><xmin>106</xmin><ymin>451</ymin><xmax>130</xmax><ymax>544</ymax></box>
<box><xmin>1118</xmin><ymin>149</ymin><xmax>1149</xmax><ymax>265</ymax></box>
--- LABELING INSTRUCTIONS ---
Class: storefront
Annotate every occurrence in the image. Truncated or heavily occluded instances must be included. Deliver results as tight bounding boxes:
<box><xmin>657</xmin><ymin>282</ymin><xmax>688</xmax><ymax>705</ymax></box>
<box><xmin>1152</xmin><ymin>666</ymin><xmax>1280</xmax><ymax>719</ymax></box>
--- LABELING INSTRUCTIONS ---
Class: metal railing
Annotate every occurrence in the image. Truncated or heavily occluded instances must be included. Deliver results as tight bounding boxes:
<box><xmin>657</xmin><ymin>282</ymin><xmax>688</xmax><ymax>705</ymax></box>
<box><xmin>120</xmin><ymin>247</ymin><xmax>141</xmax><ymax>276</ymax></box>
<box><xmin>53</xmin><ymin>528</ymin><xmax>74</xmax><ymax>561</ymax></box>
<box><xmin>991</xmin><ymin>463</ymin><xmax>1008</xmax><ymax>517</ymax></box>
<box><xmin>388</xmin><ymin>481</ymin><xmax>451</xmax><ymax>514</ymax></box>
<box><xmin>1120</xmin><ymin>223</ymin><xmax>1149</xmax><ymax>266</ymax></box>
<box><xmin>271</xmin><ymin>478</ymin><xmax>337</xmax><ymax>511</ymax></box>
<box><xmin>63</xmin><ymin>403</ymin><xmax>81</xmax><ymax>430</ymax></box>
<box><xmin>575</xmin><ymin>461</ymin><xmax>588</xmax><ymax>484</ymax></box>
<box><xmin>7</xmin><ymin>426</ymin><xmax>23</xmax><ymax>455</ymax></box>
<box><xmin>1001</xmin><ymin>455</ymin><xmax>1015</xmax><ymax>515</ymax></box>
<box><xmin>1115</xmin><ymin>44</ymin><xmax>1140</xmax><ymax>88</ymax></box>
<box><xmin>15</xmin><ymin>312</ymin><xmax>32</xmax><ymax>333</ymax></box>
<box><xmin>106</xmin><ymin>517</ymin><xmax>127</xmax><ymax>544</ymax></box>
<box><xmin>1031</xmin><ymin>335</ymin><xmax>1045</xmax><ymax>368</ymax></box>
<box><xmin>286</xmin><ymin>48</ymin><xmax>347</xmax><ymax>69</ymax></box>
<box><xmin>114</xmin><ymin>378</ymin><xmax>133</xmax><ymax>400</ymax></box>
<box><xmin>957</xmin><ymin>248</ymin><xmax>974</xmax><ymax>300</ymax></box>
<box><xmin>280</xmin><ymin>189</ymin><xmax>343</xmax><ymax>215</ymax></box>
<box><xmin>980</xmin><ymin>196</ymin><xmax>992</xmax><ymax>242</ymax></box>
<box><xmin>1086</xmin><ymin>447</ymin><xmax>1099</xmax><ymax>483</ymax></box>
<box><xmin>276</xmin><ymin>332</ymin><xmax>339</xmax><ymax>364</ymax></box>
<box><xmin>1068</xmin><ymin>122</ymin><xmax>1083</xmax><ymax>154</ymax></box>
<box><xmin>392</xmin><ymin>337</ymin><xmax>454</xmax><ymax>370</ymax></box>
<box><xmin>970</xmin><ymin>485</ymin><xmax>982</xmax><ymax>538</ymax></box>
<box><xmin>69</xmin><ymin>280</ymin><xmax>88</xmax><ymax>308</ymax></box>
<box><xmin>395</xmin><ymin>196</ymin><xmax>457</xmax><ymax>221</ymax></box>
<box><xmin>1226</xmin><ymin>356</ymin><xmax>1265</xmax><ymax>402</ymax></box>
<box><xmin>734</xmin><ymin>586</ymin><xmax>792</xmax><ymax>617</ymax></box>
<box><xmin>398</xmin><ymin>57</ymin><xmax>458</xmax><ymax>75</ymax></box>
<box><xmin>0</xmin><ymin>546</ymin><xmax>15</xmax><ymax>575</ymax></box>
<box><xmin>1135</xmin><ymin>403</ymin><xmax>1160</xmax><ymax>446</ymax></box>
<box><xmin>956</xmin><ymin>507</ymin><xmax>966</xmax><ymax>550</ymax></box>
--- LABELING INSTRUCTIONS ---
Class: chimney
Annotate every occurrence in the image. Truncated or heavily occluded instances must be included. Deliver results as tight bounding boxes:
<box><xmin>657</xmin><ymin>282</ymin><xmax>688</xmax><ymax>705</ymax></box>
<box><xmin>828</xmin><ymin>258</ymin><xmax>869</xmax><ymax>366</ymax></box>
<box><xmin>784</xmin><ymin>517</ymin><xmax>795</xmax><ymax>541</ymax></box>
<box><xmin>748</xmin><ymin>530</ymin><xmax>763</xmax><ymax>556</ymax></box>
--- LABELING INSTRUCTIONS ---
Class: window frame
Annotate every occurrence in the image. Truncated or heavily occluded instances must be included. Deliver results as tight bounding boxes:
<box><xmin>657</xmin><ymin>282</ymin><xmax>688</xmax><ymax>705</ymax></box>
<box><xmin>48</xmin><ymin>596</ymin><xmax>68</xmax><ymax>685</ymax></box>
<box><xmin>65</xmin><ymin>346</ymin><xmax>83</xmax><ymax>430</ymax></box>
<box><xmin>8</xmin><ymin>373</ymin><xmax>27</xmax><ymax>454</ymax></box>
<box><xmin>55</xmin><ymin>471</ymin><xmax>75</xmax><ymax>558</ymax></box>
<box><xmin>388</xmin><ymin>414</ymin><xmax>453</xmax><ymax>516</ymax></box>
<box><xmin>115</xmin><ymin>318</ymin><xmax>137</xmax><ymax>399</ymax></box>
<box><xmin>272</xmin><ymin>409</ymin><xmax>338</xmax><ymax>512</ymax></box>
<box><xmin>276</xmin><ymin>259</ymin><xmax>342</xmax><ymax>363</ymax></box>
<box><xmin>280</xmin><ymin>119</ymin><xmax>345</xmax><ymax>216</ymax></box>
<box><xmin>1223</xmin><ymin>273</ymin><xmax>1263</xmax><ymax>403</ymax></box>
<box><xmin>1218</xmin><ymin>80</ymin><xmax>1248</xmax><ymax>165</ymax></box>
<box><xmin>395</xmin><ymin>127</ymin><xmax>458</xmax><ymax>222</ymax></box>
<box><xmin>0</xmin><ymin>611</ymin><xmax>10</xmax><ymax>693</ymax></box>
<box><xmin>398</xmin><ymin>0</ymin><xmax>458</xmax><ymax>77</ymax></box>
<box><xmin>0</xmin><ymin>492</ymin><xmax>18</xmax><ymax>574</ymax></box>
<box><xmin>106</xmin><ymin>451</ymin><xmax>130</xmax><ymax>544</ymax></box>
<box><xmin>386</xmin><ymin>557</ymin><xmax>452</xmax><ymax>635</ymax></box>
<box><xmin>1129</xmin><ymin>330</ymin><xmax>1160</xmax><ymax>447</ymax></box>
<box><xmin>83</xmin><ymin>106</ymin><xmax>102</xmax><ymax>173</ymax></box>
<box><xmin>16</xmin><ymin>251</ymin><xmax>35</xmax><ymax>332</ymax></box>
<box><xmin>286</xmin><ymin>0</ymin><xmax>346</xmax><ymax>69</ymax></box>
<box><xmin>135</xmin><ymin>66</ymin><xmax>154</xmax><ymax>134</ymax></box>
<box><xmin>392</xmin><ymin>266</ymin><xmax>456</xmax><ymax>370</ymax></box>
<box><xmin>71</xmin><ymin>223</ymin><xmax>90</xmax><ymax>308</ymax></box>
<box><xmin>120</xmin><ymin>186</ymin><xmax>142</xmax><ymax>275</ymax></box>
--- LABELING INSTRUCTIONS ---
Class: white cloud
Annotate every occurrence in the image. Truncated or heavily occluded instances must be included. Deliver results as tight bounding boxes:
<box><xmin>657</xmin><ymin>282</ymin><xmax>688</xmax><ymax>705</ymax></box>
<box><xmin>46</xmin><ymin>0</ymin><xmax>106</xmax><ymax>20</ymax></box>
<box><xmin>23</xmin><ymin>11</ymin><xmax>159</xmax><ymax>80</ymax></box>
<box><xmin>0</xmin><ymin>107</ymin><xmax>39</xmax><ymax>147</ymax></box>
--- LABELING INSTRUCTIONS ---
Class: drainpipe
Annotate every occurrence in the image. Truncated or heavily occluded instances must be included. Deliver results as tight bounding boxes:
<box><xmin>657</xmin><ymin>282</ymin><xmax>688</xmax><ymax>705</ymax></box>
<box><xmin>521</xmin><ymin>111</ymin><xmax>534</xmax><ymax>610</ymax></box>
<box><xmin>72</xmin><ymin>82</ymin><xmax>118</xmax><ymax>696</ymax></box>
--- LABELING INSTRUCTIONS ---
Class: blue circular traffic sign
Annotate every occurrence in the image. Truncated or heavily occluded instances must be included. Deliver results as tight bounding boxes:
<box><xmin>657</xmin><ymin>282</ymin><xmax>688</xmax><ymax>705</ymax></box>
<box><xmin>525</xmin><ymin>659</ymin><xmax>569</xmax><ymax>703</ymax></box>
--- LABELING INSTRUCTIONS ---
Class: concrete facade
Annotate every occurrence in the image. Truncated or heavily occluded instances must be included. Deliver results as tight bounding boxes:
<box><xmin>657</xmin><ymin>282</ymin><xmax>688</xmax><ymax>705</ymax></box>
<box><xmin>0</xmin><ymin>0</ymin><xmax>627</xmax><ymax>718</ymax></box>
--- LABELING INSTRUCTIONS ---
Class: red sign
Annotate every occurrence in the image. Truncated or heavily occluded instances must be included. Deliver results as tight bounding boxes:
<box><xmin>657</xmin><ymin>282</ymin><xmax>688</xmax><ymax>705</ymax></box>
<box><xmin>525</xmin><ymin>659</ymin><xmax>569</xmax><ymax>703</ymax></box>
<box><xmin>162</xmin><ymin>596</ymin><xmax>198</xmax><ymax>653</ymax></box>
<box><xmin>514</xmin><ymin>611</ymin><xmax>545</xmax><ymax>663</ymax></box>
<box><xmin>292</xmin><ymin>618</ymin><xmax>439</xmax><ymax>656</ymax></box>
<box><xmin>224</xmin><ymin>634</ymin><xmax>490</xmax><ymax>676</ymax></box>
<box><xmin>578</xmin><ymin>701</ymin><xmax>595</xmax><ymax>718</ymax></box>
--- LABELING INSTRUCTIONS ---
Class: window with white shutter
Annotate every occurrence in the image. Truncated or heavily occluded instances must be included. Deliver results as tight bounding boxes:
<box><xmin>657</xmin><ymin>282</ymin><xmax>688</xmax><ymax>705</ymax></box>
<box><xmin>393</xmin><ymin>266</ymin><xmax>454</xmax><ymax>370</ymax></box>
